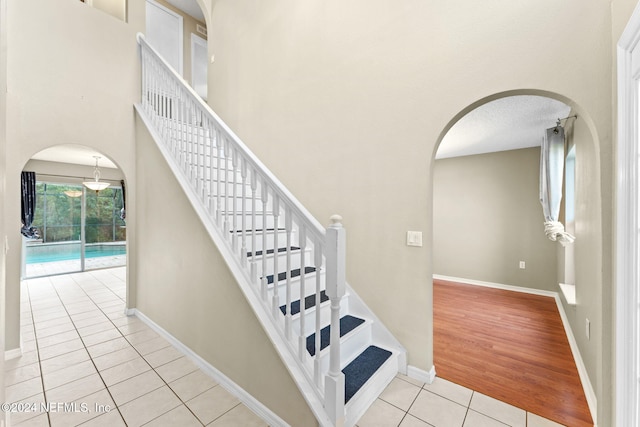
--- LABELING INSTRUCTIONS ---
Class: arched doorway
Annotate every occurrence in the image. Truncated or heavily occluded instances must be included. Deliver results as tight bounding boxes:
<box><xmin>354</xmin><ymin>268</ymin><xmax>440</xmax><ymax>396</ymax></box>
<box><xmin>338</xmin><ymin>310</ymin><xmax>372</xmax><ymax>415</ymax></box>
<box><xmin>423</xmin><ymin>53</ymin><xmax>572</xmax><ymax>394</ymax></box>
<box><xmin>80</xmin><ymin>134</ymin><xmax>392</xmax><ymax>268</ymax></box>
<box><xmin>21</xmin><ymin>145</ymin><xmax>128</xmax><ymax>278</ymax></box>
<box><xmin>431</xmin><ymin>90</ymin><xmax>602</xmax><ymax>426</ymax></box>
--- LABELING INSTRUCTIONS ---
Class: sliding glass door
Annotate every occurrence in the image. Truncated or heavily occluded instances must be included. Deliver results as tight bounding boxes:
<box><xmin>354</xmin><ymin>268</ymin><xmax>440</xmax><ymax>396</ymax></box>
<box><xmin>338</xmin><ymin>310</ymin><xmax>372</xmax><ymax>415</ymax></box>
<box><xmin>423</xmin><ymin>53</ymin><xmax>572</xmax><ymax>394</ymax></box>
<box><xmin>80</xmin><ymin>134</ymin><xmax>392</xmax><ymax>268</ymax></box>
<box><xmin>24</xmin><ymin>181</ymin><xmax>126</xmax><ymax>278</ymax></box>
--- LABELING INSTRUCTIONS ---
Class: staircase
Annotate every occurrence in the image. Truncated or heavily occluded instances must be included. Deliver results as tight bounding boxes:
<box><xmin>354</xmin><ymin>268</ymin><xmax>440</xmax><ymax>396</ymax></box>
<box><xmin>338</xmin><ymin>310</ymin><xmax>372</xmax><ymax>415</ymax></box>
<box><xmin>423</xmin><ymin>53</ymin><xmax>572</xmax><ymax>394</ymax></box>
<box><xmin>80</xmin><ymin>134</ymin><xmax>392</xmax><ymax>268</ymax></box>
<box><xmin>135</xmin><ymin>34</ymin><xmax>406</xmax><ymax>426</ymax></box>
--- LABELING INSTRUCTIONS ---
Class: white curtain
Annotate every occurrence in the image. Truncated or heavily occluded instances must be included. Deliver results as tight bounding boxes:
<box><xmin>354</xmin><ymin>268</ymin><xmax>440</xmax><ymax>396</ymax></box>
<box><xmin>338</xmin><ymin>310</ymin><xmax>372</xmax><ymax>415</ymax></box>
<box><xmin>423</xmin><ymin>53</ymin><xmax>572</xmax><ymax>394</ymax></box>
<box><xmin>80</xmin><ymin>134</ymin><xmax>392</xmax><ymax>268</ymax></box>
<box><xmin>540</xmin><ymin>126</ymin><xmax>575</xmax><ymax>246</ymax></box>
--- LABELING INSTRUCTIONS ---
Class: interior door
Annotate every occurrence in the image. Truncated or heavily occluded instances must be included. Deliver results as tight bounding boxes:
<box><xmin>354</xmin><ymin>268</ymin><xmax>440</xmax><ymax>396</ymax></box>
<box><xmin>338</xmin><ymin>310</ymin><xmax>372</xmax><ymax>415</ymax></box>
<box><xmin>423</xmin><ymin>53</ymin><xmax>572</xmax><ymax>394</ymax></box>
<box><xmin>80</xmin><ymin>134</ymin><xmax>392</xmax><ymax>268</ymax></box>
<box><xmin>191</xmin><ymin>33</ymin><xmax>208</xmax><ymax>101</ymax></box>
<box><xmin>146</xmin><ymin>0</ymin><xmax>183</xmax><ymax>75</ymax></box>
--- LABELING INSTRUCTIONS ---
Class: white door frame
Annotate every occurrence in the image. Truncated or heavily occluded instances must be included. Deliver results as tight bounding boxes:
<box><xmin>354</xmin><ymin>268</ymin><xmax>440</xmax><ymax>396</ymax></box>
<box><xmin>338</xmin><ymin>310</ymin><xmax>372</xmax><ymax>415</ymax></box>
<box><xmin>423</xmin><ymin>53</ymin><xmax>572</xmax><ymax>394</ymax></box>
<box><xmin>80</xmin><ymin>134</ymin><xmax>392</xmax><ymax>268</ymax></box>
<box><xmin>616</xmin><ymin>4</ymin><xmax>640</xmax><ymax>426</ymax></box>
<box><xmin>146</xmin><ymin>0</ymin><xmax>183</xmax><ymax>76</ymax></box>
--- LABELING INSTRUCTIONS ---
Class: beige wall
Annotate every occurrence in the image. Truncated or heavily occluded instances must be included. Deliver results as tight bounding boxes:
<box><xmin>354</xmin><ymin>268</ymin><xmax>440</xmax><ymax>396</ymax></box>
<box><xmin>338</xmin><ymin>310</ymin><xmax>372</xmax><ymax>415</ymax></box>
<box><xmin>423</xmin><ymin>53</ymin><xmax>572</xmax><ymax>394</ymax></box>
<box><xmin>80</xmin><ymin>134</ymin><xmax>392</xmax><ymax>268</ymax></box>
<box><xmin>134</xmin><ymin>116</ymin><xmax>315</xmax><ymax>426</ymax></box>
<box><xmin>0</xmin><ymin>0</ymin><xmax>7</xmax><ymax>418</ymax></box>
<box><xmin>206</xmin><ymin>1</ymin><xmax>616</xmax><ymax>424</ymax></box>
<box><xmin>90</xmin><ymin>0</ymin><xmax>127</xmax><ymax>22</ymax></box>
<box><xmin>3</xmin><ymin>0</ymin><xmax>144</xmax><ymax>349</ymax></box>
<box><xmin>433</xmin><ymin>148</ymin><xmax>558</xmax><ymax>291</ymax></box>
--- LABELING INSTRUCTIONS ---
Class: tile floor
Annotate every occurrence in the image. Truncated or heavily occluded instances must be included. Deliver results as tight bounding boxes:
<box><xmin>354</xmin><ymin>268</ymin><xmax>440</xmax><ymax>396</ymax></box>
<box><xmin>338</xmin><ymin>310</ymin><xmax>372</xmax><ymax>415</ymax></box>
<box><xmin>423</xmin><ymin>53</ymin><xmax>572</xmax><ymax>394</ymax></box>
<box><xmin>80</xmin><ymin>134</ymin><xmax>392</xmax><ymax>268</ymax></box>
<box><xmin>5</xmin><ymin>266</ymin><xmax>567</xmax><ymax>427</ymax></box>
<box><xmin>4</xmin><ymin>267</ymin><xmax>267</xmax><ymax>426</ymax></box>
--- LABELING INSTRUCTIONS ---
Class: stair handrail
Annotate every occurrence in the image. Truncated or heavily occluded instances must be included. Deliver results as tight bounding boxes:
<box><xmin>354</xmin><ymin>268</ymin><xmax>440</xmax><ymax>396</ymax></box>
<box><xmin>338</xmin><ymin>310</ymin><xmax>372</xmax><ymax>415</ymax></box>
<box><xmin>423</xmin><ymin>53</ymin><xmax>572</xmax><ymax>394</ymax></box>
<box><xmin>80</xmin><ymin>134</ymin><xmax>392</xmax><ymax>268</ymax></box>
<box><xmin>136</xmin><ymin>33</ymin><xmax>345</xmax><ymax>425</ymax></box>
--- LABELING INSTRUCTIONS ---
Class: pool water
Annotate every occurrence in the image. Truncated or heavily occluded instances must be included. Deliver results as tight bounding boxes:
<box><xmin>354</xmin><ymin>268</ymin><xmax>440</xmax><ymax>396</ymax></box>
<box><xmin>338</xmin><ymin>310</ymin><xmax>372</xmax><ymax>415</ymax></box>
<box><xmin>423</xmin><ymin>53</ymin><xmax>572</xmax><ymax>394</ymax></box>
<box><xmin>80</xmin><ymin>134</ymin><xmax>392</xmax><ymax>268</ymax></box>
<box><xmin>26</xmin><ymin>246</ymin><xmax>126</xmax><ymax>264</ymax></box>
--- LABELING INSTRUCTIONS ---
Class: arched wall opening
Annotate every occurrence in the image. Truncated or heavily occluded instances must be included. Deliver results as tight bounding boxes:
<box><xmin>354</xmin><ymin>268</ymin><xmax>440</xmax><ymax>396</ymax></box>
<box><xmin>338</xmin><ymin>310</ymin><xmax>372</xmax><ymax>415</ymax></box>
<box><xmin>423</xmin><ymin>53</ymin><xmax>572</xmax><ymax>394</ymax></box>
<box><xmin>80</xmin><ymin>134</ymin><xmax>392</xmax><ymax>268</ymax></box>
<box><xmin>430</xmin><ymin>89</ymin><xmax>603</xmax><ymax>425</ymax></box>
<box><xmin>20</xmin><ymin>145</ymin><xmax>128</xmax><ymax>279</ymax></box>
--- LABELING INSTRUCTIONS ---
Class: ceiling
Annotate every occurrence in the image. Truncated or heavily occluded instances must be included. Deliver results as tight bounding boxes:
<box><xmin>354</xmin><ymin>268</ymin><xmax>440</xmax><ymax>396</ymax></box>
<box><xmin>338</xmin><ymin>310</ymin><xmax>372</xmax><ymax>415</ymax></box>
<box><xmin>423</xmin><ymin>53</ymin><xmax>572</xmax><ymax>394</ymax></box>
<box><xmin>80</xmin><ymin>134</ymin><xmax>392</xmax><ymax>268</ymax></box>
<box><xmin>31</xmin><ymin>145</ymin><xmax>118</xmax><ymax>169</ymax></box>
<box><xmin>436</xmin><ymin>95</ymin><xmax>572</xmax><ymax>159</ymax></box>
<box><xmin>164</xmin><ymin>0</ymin><xmax>205</xmax><ymax>22</ymax></box>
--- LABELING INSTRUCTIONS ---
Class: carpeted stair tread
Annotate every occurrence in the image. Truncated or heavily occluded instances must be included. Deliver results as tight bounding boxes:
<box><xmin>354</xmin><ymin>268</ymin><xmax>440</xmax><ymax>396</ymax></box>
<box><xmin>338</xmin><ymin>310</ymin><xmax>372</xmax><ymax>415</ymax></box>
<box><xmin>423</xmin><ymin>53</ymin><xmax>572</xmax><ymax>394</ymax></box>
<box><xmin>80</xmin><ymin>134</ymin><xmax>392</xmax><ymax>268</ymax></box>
<box><xmin>264</xmin><ymin>267</ymin><xmax>316</xmax><ymax>285</ymax></box>
<box><xmin>305</xmin><ymin>315</ymin><xmax>365</xmax><ymax>356</ymax></box>
<box><xmin>280</xmin><ymin>290</ymin><xmax>329</xmax><ymax>315</ymax></box>
<box><xmin>230</xmin><ymin>228</ymin><xmax>285</xmax><ymax>233</ymax></box>
<box><xmin>343</xmin><ymin>346</ymin><xmax>392</xmax><ymax>403</ymax></box>
<box><xmin>246</xmin><ymin>247</ymin><xmax>300</xmax><ymax>257</ymax></box>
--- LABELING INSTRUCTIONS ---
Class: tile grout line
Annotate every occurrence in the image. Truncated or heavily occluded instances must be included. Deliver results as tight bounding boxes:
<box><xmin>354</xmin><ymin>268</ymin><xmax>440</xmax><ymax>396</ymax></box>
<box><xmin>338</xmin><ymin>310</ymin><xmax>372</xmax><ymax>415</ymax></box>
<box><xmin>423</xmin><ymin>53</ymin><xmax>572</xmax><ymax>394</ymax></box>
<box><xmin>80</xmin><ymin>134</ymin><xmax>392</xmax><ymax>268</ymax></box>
<box><xmin>25</xmin><ymin>278</ymin><xmax>51</xmax><ymax>427</ymax></box>
<box><xmin>47</xmin><ymin>273</ymin><xmax>129</xmax><ymax>426</ymax></box>
<box><xmin>67</xmin><ymin>270</ymin><xmax>209</xmax><ymax>426</ymax></box>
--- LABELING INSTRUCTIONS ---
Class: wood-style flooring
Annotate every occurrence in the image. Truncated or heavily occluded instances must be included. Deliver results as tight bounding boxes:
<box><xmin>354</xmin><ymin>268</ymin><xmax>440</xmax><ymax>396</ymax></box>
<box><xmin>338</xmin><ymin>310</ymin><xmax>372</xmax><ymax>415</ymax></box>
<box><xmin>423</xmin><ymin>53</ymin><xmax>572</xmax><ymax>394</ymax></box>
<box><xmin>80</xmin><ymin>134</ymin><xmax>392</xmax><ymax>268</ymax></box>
<box><xmin>433</xmin><ymin>279</ymin><xmax>593</xmax><ymax>427</ymax></box>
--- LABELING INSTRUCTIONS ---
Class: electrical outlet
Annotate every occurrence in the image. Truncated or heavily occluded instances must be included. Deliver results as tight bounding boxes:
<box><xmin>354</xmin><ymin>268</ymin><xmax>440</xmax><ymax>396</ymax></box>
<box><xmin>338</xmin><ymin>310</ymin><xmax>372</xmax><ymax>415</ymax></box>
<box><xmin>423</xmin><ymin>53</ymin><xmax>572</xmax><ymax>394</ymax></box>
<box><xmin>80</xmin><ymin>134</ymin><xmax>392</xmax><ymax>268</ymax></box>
<box><xmin>586</xmin><ymin>318</ymin><xmax>590</xmax><ymax>340</ymax></box>
<box><xmin>519</xmin><ymin>261</ymin><xmax>525</xmax><ymax>269</ymax></box>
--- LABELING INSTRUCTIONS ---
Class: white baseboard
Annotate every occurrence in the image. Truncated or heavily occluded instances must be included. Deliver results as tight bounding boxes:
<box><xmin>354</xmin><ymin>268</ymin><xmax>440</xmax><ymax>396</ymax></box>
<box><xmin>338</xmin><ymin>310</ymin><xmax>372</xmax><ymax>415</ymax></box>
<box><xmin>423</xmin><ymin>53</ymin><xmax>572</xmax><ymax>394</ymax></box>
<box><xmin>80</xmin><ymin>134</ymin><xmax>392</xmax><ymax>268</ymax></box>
<box><xmin>553</xmin><ymin>294</ymin><xmax>598</xmax><ymax>425</ymax></box>
<box><xmin>433</xmin><ymin>274</ymin><xmax>557</xmax><ymax>297</ymax></box>
<box><xmin>129</xmin><ymin>309</ymin><xmax>290</xmax><ymax>427</ymax></box>
<box><xmin>407</xmin><ymin>365</ymin><xmax>436</xmax><ymax>385</ymax></box>
<box><xmin>5</xmin><ymin>347</ymin><xmax>22</xmax><ymax>361</ymax></box>
<box><xmin>434</xmin><ymin>274</ymin><xmax>598</xmax><ymax>424</ymax></box>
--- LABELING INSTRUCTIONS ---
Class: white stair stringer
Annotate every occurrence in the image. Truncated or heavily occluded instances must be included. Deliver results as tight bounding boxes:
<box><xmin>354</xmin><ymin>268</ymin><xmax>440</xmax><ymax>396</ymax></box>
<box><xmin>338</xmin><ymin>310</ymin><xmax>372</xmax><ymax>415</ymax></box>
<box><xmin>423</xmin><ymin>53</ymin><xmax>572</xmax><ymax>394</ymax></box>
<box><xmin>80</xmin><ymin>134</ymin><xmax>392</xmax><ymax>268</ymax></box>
<box><xmin>136</xmin><ymin>33</ymin><xmax>408</xmax><ymax>427</ymax></box>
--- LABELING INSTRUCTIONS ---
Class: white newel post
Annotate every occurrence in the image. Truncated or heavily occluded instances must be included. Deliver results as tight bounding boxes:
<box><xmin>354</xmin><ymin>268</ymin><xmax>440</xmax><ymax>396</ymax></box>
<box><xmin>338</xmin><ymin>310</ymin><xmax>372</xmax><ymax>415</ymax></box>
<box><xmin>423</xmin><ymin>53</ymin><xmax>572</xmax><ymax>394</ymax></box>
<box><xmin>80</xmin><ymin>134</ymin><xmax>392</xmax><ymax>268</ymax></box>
<box><xmin>325</xmin><ymin>215</ymin><xmax>346</xmax><ymax>426</ymax></box>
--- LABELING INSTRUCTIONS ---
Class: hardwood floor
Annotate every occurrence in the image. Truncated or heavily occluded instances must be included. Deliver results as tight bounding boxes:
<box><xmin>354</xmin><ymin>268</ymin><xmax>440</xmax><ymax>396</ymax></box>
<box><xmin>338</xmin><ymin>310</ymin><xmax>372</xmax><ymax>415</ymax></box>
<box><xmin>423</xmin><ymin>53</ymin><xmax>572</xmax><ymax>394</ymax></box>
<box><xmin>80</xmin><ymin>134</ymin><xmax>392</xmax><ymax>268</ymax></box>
<box><xmin>433</xmin><ymin>279</ymin><xmax>593</xmax><ymax>427</ymax></box>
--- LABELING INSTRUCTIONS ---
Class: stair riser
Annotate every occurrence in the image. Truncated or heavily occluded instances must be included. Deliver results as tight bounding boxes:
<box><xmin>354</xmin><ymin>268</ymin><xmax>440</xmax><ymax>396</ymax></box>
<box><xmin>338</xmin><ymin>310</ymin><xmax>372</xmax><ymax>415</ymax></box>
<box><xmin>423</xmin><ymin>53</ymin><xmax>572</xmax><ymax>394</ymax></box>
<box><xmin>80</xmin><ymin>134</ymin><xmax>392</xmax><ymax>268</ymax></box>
<box><xmin>252</xmin><ymin>249</ymin><xmax>311</xmax><ymax>277</ymax></box>
<box><xmin>270</xmin><ymin>272</ymin><xmax>325</xmax><ymax>307</ymax></box>
<box><xmin>289</xmin><ymin>297</ymin><xmax>349</xmax><ymax>337</ymax></box>
<box><xmin>234</xmin><ymin>229</ymin><xmax>291</xmax><ymax>252</ymax></box>
<box><xmin>314</xmin><ymin>322</ymin><xmax>373</xmax><ymax>375</ymax></box>
<box><xmin>223</xmin><ymin>214</ymin><xmax>280</xmax><ymax>232</ymax></box>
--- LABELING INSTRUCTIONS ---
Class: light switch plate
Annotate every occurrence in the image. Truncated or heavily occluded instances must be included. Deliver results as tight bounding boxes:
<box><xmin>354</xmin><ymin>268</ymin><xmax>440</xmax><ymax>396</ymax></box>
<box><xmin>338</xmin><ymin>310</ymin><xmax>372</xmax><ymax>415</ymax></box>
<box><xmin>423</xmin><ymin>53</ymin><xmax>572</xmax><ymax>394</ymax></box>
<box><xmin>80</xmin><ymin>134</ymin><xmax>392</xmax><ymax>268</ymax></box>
<box><xmin>406</xmin><ymin>231</ymin><xmax>423</xmax><ymax>247</ymax></box>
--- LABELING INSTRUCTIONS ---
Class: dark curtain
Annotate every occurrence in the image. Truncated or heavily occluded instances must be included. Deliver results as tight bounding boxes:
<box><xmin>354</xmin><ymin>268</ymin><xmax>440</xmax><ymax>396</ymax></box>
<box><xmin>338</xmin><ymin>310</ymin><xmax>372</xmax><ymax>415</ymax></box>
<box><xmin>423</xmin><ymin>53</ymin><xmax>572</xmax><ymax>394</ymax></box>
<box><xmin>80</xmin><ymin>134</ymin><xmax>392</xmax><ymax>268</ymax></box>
<box><xmin>120</xmin><ymin>179</ymin><xmax>126</xmax><ymax>221</ymax></box>
<box><xmin>21</xmin><ymin>171</ymin><xmax>39</xmax><ymax>238</ymax></box>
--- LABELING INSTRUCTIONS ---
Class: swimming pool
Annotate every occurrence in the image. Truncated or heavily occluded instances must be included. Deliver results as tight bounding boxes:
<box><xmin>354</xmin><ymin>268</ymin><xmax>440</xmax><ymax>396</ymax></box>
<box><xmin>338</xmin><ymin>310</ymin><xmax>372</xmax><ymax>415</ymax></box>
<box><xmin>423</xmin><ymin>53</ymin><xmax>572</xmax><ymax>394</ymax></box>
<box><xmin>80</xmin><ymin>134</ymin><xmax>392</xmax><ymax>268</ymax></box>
<box><xmin>26</xmin><ymin>242</ymin><xmax>126</xmax><ymax>264</ymax></box>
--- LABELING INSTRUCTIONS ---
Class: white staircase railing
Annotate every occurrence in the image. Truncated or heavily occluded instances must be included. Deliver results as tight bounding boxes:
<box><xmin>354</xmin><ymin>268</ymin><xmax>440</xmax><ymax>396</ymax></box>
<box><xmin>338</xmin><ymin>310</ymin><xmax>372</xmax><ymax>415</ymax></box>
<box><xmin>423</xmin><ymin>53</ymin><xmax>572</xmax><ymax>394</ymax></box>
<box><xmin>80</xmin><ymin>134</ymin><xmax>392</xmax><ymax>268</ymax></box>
<box><xmin>136</xmin><ymin>34</ymin><xmax>346</xmax><ymax>425</ymax></box>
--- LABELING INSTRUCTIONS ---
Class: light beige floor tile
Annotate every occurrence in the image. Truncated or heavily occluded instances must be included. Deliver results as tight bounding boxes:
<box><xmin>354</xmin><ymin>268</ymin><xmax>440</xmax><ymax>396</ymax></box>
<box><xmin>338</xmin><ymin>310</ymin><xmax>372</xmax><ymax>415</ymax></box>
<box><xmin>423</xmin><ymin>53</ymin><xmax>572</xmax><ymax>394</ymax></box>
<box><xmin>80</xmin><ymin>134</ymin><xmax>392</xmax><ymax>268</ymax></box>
<box><xmin>379</xmin><ymin>377</ymin><xmax>422</xmax><ymax>411</ymax></box>
<box><xmin>208</xmin><ymin>404</ymin><xmax>268</xmax><ymax>427</ymax></box>
<box><xmin>6</xmin><ymin>376</ymin><xmax>43</xmax><ymax>402</ymax></box>
<box><xmin>469</xmin><ymin>393</ymin><xmax>526</xmax><ymax>427</ymax></box>
<box><xmin>131</xmin><ymin>336</ymin><xmax>171</xmax><ymax>355</ymax></box>
<box><xmin>93</xmin><ymin>346</ymin><xmax>140</xmax><ymax>371</ymax></box>
<box><xmin>81</xmin><ymin>328</ymin><xmax>123</xmax><ymax>347</ymax></box>
<box><xmin>144</xmin><ymin>345</ymin><xmax>184</xmax><ymax>368</ymax></box>
<box><xmin>35</xmin><ymin>322</ymin><xmax>75</xmax><ymax>339</ymax></box>
<box><xmin>408</xmin><ymin>390</ymin><xmax>467</xmax><ymax>427</ymax></box>
<box><xmin>357</xmin><ymin>398</ymin><xmax>406</xmax><ymax>427</ymax></box>
<box><xmin>186</xmin><ymin>385</ymin><xmax>240</xmax><ymax>425</ymax></box>
<box><xmin>77</xmin><ymin>321</ymin><xmax>118</xmax><ymax>338</ymax></box>
<box><xmin>48</xmin><ymin>388</ymin><xmax>115</xmax><ymax>427</ymax></box>
<box><xmin>116</xmin><ymin>320</ymin><xmax>148</xmax><ymax>335</ymax></box>
<box><xmin>21</xmin><ymin>339</ymin><xmax>37</xmax><ymax>353</ymax></box>
<box><xmin>5</xmin><ymin>362</ymin><xmax>41</xmax><ymax>387</ymax></box>
<box><xmin>144</xmin><ymin>404</ymin><xmax>203</xmax><ymax>427</ymax></box>
<box><xmin>46</xmin><ymin>373</ymin><xmax>106</xmax><ymax>403</ymax></box>
<box><xmin>86</xmin><ymin>337</ymin><xmax>132</xmax><ymax>359</ymax></box>
<box><xmin>527</xmin><ymin>412</ymin><xmax>566</xmax><ymax>427</ymax></box>
<box><xmin>5</xmin><ymin>351</ymin><xmax>39</xmax><ymax>371</ymax></box>
<box><xmin>396</xmin><ymin>373</ymin><xmax>426</xmax><ymax>388</ymax></box>
<box><xmin>72</xmin><ymin>314</ymin><xmax>109</xmax><ymax>328</ymax></box>
<box><xmin>42</xmin><ymin>359</ymin><xmax>97</xmax><ymax>390</ymax></box>
<box><xmin>78</xmin><ymin>409</ymin><xmax>126</xmax><ymax>426</ymax></box>
<box><xmin>155</xmin><ymin>356</ymin><xmax>199</xmax><ymax>383</ymax></box>
<box><xmin>422</xmin><ymin>377</ymin><xmax>474</xmax><ymax>407</ymax></box>
<box><xmin>36</xmin><ymin>329</ymin><xmax>80</xmax><ymax>349</ymax></box>
<box><xmin>464</xmin><ymin>410</ymin><xmax>509</xmax><ymax>427</ymax></box>
<box><xmin>12</xmin><ymin>412</ymin><xmax>49</xmax><ymax>427</ymax></box>
<box><xmin>110</xmin><ymin>315</ymin><xmax>142</xmax><ymax>328</ymax></box>
<box><xmin>168</xmin><ymin>369</ymin><xmax>218</xmax><ymax>402</ymax></box>
<box><xmin>399</xmin><ymin>414</ymin><xmax>432</xmax><ymax>427</ymax></box>
<box><xmin>119</xmin><ymin>386</ymin><xmax>181</xmax><ymax>427</ymax></box>
<box><xmin>6</xmin><ymin>393</ymin><xmax>46</xmax><ymax>426</ymax></box>
<box><xmin>108</xmin><ymin>370</ymin><xmax>165</xmax><ymax>406</ymax></box>
<box><xmin>124</xmin><ymin>329</ymin><xmax>160</xmax><ymax>345</ymax></box>
<box><xmin>39</xmin><ymin>338</ymin><xmax>85</xmax><ymax>361</ymax></box>
<box><xmin>99</xmin><ymin>357</ymin><xmax>152</xmax><ymax>387</ymax></box>
<box><xmin>40</xmin><ymin>349</ymin><xmax>90</xmax><ymax>375</ymax></box>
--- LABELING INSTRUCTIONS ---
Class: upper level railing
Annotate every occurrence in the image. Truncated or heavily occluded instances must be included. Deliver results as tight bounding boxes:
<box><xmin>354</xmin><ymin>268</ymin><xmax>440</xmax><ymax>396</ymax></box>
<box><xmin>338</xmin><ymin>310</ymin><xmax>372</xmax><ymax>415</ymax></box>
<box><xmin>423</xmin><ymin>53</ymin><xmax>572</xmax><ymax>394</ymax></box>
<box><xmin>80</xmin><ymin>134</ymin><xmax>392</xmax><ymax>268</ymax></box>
<box><xmin>137</xmin><ymin>34</ymin><xmax>345</xmax><ymax>425</ymax></box>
